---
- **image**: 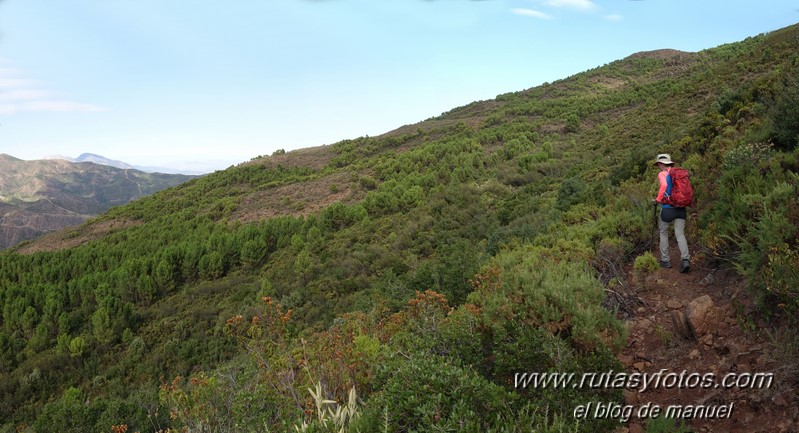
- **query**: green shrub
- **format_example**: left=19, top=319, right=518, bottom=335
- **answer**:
left=34, top=387, right=154, bottom=433
left=700, top=156, right=799, bottom=313
left=633, top=251, right=659, bottom=273
left=355, top=355, right=516, bottom=433
left=645, top=414, right=693, bottom=433
left=469, top=246, right=627, bottom=354
left=556, top=177, right=589, bottom=211
left=769, top=65, right=799, bottom=150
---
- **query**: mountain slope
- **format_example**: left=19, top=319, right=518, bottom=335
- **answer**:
left=1, top=24, right=798, bottom=433
left=0, top=154, right=196, bottom=249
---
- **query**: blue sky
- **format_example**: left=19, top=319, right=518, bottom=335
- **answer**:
left=1, top=1, right=797, bottom=172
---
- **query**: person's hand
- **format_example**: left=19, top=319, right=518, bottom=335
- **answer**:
left=651, top=199, right=659, bottom=205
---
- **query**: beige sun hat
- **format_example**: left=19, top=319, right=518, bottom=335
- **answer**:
left=653, top=153, right=675, bottom=165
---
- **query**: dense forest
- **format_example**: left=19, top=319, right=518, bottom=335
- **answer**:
left=1, top=23, right=798, bottom=432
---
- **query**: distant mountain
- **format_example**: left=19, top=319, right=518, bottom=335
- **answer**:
left=0, top=154, right=196, bottom=249
left=76, top=152, right=136, bottom=169
left=45, top=153, right=210, bottom=175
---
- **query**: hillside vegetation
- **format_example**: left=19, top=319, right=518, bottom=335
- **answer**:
left=1, top=24, right=799, bottom=432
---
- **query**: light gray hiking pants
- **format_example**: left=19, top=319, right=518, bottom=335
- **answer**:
left=659, top=209, right=690, bottom=263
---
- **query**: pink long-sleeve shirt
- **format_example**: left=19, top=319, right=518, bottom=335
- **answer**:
left=656, top=169, right=674, bottom=208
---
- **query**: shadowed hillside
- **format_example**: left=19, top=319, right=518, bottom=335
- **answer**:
left=1, top=23, right=798, bottom=433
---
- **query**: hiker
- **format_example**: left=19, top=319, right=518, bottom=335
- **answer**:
left=654, top=153, right=690, bottom=273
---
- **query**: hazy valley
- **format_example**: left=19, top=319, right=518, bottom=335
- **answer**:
left=0, top=154, right=195, bottom=250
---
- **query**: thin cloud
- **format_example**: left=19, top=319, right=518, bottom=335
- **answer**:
left=0, top=67, right=25, bottom=76
left=0, top=89, right=53, bottom=102
left=0, top=78, right=39, bottom=89
left=542, top=0, right=598, bottom=12
left=512, top=8, right=553, bottom=19
left=20, top=101, right=107, bottom=113
left=0, top=63, right=106, bottom=114
left=0, top=104, right=17, bottom=115
left=604, top=14, right=623, bottom=21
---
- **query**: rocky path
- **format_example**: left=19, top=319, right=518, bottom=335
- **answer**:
left=617, top=248, right=799, bottom=433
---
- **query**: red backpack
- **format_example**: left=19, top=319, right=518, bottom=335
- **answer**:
left=663, top=167, right=695, bottom=207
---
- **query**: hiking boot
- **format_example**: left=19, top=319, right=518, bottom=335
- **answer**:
left=660, top=261, right=672, bottom=269
left=680, top=259, right=690, bottom=273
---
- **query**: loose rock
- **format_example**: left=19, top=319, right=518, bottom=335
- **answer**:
left=685, top=295, right=722, bottom=338
left=618, top=354, right=634, bottom=367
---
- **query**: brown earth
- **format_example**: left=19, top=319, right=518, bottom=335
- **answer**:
left=245, top=146, right=337, bottom=171
left=12, top=218, right=142, bottom=254
left=625, top=49, right=694, bottom=61
left=614, top=243, right=799, bottom=433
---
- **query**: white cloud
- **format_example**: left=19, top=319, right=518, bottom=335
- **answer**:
left=512, top=8, right=553, bottom=20
left=542, top=0, right=598, bottom=12
left=604, top=14, right=623, bottom=22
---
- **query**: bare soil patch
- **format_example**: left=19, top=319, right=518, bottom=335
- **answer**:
left=231, top=171, right=366, bottom=223
left=246, top=145, right=337, bottom=171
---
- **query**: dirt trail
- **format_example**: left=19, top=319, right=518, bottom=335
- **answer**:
left=617, top=246, right=799, bottom=433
